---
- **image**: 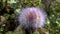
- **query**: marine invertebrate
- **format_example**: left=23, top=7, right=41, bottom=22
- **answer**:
left=18, top=7, right=47, bottom=34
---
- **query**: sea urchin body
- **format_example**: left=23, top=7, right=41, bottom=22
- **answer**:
left=18, top=7, right=47, bottom=30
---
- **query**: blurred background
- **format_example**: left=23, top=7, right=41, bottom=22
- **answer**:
left=0, top=0, right=60, bottom=34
